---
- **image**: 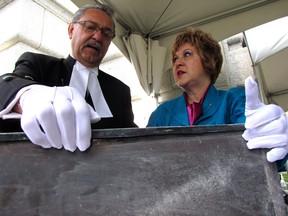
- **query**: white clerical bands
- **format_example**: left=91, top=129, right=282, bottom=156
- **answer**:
left=69, top=61, right=113, bottom=118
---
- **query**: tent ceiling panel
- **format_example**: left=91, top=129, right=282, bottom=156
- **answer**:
left=72, top=0, right=288, bottom=40
left=100, top=0, right=272, bottom=38
left=261, top=48, right=288, bottom=94
left=71, top=0, right=288, bottom=62
left=271, top=94, right=288, bottom=111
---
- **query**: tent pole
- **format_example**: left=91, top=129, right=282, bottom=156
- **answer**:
left=252, top=63, right=268, bottom=105
left=242, top=31, right=268, bottom=105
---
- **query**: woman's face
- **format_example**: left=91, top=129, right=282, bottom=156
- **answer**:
left=172, top=43, right=210, bottom=90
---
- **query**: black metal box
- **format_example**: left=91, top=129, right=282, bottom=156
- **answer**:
left=0, top=125, right=286, bottom=215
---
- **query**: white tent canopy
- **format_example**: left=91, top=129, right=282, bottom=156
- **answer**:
left=245, top=16, right=288, bottom=63
left=123, top=34, right=166, bottom=96
left=244, top=16, right=288, bottom=110
left=72, top=0, right=288, bottom=108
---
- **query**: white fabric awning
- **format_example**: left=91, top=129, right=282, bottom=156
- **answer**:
left=123, top=34, right=166, bottom=96
left=244, top=16, right=288, bottom=110
left=245, top=16, right=288, bottom=63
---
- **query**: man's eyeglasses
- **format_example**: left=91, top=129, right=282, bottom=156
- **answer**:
left=74, top=20, right=115, bottom=40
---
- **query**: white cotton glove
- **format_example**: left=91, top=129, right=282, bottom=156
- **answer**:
left=242, top=76, right=288, bottom=162
left=20, top=85, right=101, bottom=152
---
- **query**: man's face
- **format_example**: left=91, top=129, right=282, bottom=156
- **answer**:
left=68, top=8, right=114, bottom=68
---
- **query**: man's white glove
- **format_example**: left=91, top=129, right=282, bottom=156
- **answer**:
left=242, top=76, right=288, bottom=162
left=20, top=85, right=101, bottom=152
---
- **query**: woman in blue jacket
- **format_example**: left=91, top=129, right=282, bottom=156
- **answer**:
left=147, top=29, right=288, bottom=171
left=147, top=29, right=245, bottom=127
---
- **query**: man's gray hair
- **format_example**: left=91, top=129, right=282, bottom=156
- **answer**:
left=72, top=2, right=116, bottom=31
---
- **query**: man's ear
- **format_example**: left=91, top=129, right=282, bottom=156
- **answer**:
left=68, top=23, right=74, bottom=39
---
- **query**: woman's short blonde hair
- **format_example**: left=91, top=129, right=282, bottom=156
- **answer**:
left=171, top=29, right=223, bottom=84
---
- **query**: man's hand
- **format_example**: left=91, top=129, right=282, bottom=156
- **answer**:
left=242, top=76, right=288, bottom=162
left=20, top=85, right=101, bottom=152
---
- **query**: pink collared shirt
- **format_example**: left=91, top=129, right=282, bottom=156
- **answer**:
left=185, top=85, right=210, bottom=125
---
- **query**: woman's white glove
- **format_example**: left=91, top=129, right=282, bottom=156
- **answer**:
left=242, top=76, right=288, bottom=162
left=20, top=85, right=101, bottom=152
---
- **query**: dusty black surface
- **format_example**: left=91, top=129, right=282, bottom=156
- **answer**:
left=0, top=125, right=286, bottom=215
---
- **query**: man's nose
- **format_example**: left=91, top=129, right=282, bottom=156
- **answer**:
left=92, top=30, right=104, bottom=41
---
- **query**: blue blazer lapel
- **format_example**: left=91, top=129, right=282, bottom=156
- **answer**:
left=170, top=94, right=189, bottom=126
left=195, top=85, right=222, bottom=123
